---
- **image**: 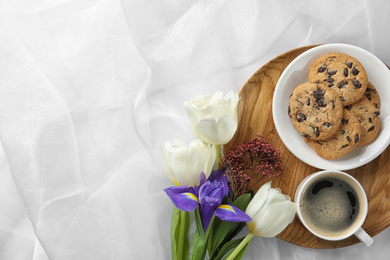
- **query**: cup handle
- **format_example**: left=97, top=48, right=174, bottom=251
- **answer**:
left=354, top=227, right=373, bottom=247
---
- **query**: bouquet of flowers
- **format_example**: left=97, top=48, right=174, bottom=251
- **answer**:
left=161, top=91, right=297, bottom=260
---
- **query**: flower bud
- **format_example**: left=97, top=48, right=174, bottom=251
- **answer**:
left=245, top=181, right=296, bottom=237
left=161, top=139, right=216, bottom=186
left=184, top=91, right=239, bottom=145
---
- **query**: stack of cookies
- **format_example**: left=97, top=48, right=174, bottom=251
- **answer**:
left=288, top=53, right=381, bottom=160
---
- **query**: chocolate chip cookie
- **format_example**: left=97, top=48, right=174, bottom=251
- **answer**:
left=288, top=82, right=343, bottom=140
left=308, top=53, right=368, bottom=106
left=304, top=109, right=361, bottom=160
left=347, top=96, right=381, bottom=145
left=364, top=81, right=381, bottom=109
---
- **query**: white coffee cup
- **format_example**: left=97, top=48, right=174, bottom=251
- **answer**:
left=294, top=170, right=373, bottom=247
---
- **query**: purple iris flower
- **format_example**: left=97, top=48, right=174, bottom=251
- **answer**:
left=164, top=170, right=251, bottom=231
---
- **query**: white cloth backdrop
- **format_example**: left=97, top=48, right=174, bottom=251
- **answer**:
left=0, top=0, right=390, bottom=259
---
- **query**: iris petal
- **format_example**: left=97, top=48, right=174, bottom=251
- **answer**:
left=199, top=195, right=219, bottom=232
left=215, top=204, right=251, bottom=222
left=207, top=170, right=229, bottom=197
left=164, top=186, right=199, bottom=212
left=199, top=172, right=207, bottom=186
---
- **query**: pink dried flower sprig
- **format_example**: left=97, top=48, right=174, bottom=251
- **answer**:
left=219, top=136, right=283, bottom=200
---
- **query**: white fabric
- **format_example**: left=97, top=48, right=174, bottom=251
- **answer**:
left=0, top=0, right=389, bottom=259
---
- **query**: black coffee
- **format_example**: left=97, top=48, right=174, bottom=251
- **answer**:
left=301, top=174, right=360, bottom=237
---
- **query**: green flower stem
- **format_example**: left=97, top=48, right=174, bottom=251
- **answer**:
left=177, top=210, right=188, bottom=260
left=226, top=232, right=254, bottom=260
left=215, top=145, right=222, bottom=166
left=191, top=208, right=207, bottom=260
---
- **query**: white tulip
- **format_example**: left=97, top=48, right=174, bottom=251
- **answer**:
left=246, top=181, right=296, bottom=237
left=184, top=91, right=239, bottom=145
left=161, top=139, right=216, bottom=186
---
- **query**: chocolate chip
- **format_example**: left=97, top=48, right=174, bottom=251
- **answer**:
left=346, top=136, right=351, bottom=142
left=368, top=125, right=375, bottom=132
left=375, top=111, right=380, bottom=116
left=314, top=127, right=319, bottom=137
left=342, top=119, right=349, bottom=125
left=326, top=78, right=335, bottom=83
left=344, top=105, right=351, bottom=110
left=318, top=64, right=327, bottom=73
left=341, top=96, right=345, bottom=101
left=331, top=100, right=335, bottom=108
left=341, top=129, right=345, bottom=135
left=346, top=61, right=353, bottom=68
left=323, top=122, right=332, bottom=127
left=327, top=69, right=337, bottom=75
left=344, top=68, right=348, bottom=77
left=306, top=98, right=310, bottom=106
left=352, top=67, right=360, bottom=75
left=369, top=117, right=372, bottom=123
left=289, top=93, right=293, bottom=98
left=353, top=80, right=362, bottom=88
left=302, top=133, right=309, bottom=138
left=288, top=105, right=291, bottom=116
left=358, top=106, right=365, bottom=110
left=340, top=144, right=350, bottom=150
left=317, top=98, right=327, bottom=107
left=355, top=134, right=360, bottom=144
left=313, top=88, right=324, bottom=99
left=297, top=113, right=306, bottom=122
left=328, top=83, right=334, bottom=87
left=338, top=82, right=348, bottom=89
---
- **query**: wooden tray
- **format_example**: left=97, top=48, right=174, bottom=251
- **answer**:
left=224, top=45, right=390, bottom=249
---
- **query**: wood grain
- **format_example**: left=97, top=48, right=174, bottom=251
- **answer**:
left=224, top=45, right=390, bottom=249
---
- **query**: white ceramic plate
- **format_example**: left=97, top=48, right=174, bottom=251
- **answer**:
left=273, top=44, right=390, bottom=170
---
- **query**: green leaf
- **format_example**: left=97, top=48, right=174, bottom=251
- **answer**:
left=171, top=207, right=180, bottom=260
left=226, top=239, right=251, bottom=260
left=170, top=207, right=190, bottom=260
left=212, top=237, right=244, bottom=260
left=181, top=211, right=190, bottom=260
left=190, top=208, right=207, bottom=260
left=225, top=232, right=254, bottom=260
left=208, top=193, right=253, bottom=259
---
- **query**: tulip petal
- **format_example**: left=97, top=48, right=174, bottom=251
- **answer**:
left=184, top=102, right=203, bottom=129
left=161, top=139, right=187, bottom=185
left=170, top=143, right=205, bottom=186
left=196, top=114, right=237, bottom=145
left=184, top=91, right=239, bottom=145
left=210, top=91, right=224, bottom=104
left=204, top=144, right=217, bottom=178
left=225, top=91, right=240, bottom=117
left=245, top=181, right=272, bottom=218
left=215, top=204, right=252, bottom=222
left=164, top=186, right=199, bottom=212
left=251, top=192, right=288, bottom=226
left=250, top=200, right=296, bottom=237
